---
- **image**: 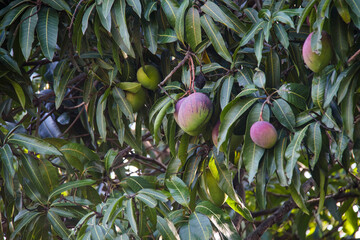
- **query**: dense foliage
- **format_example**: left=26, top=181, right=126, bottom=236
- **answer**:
left=0, top=0, right=360, bottom=239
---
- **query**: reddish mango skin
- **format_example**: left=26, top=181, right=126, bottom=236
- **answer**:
left=174, top=98, right=185, bottom=124
left=250, top=121, right=277, bottom=149
left=212, top=121, right=220, bottom=147
left=177, top=93, right=213, bottom=136
left=302, top=31, right=333, bottom=73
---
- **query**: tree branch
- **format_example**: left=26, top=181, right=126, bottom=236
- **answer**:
left=245, top=178, right=315, bottom=240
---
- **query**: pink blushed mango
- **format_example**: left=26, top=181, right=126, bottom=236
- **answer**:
left=250, top=121, right=277, bottom=149
left=176, top=92, right=213, bottom=136
left=302, top=31, right=333, bottom=73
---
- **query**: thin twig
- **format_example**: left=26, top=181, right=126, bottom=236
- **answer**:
left=158, top=52, right=191, bottom=87
left=347, top=49, right=360, bottom=63
left=67, top=0, right=85, bottom=38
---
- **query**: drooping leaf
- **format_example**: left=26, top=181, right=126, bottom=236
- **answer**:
left=42, top=0, right=71, bottom=12
left=311, top=74, right=326, bottom=109
left=112, top=87, right=134, bottom=122
left=306, top=122, right=322, bottom=168
left=285, top=125, right=309, bottom=183
left=36, top=7, right=59, bottom=60
left=195, top=201, right=240, bottom=240
left=174, top=0, right=188, bottom=44
left=188, top=212, right=212, bottom=239
left=160, top=0, right=179, bottom=28
left=218, top=98, right=258, bottom=149
left=200, top=14, right=232, bottom=63
left=156, top=216, right=181, bottom=240
left=8, top=134, right=62, bottom=156
left=19, top=7, right=38, bottom=61
left=165, top=175, right=190, bottom=208
left=0, top=144, right=15, bottom=177
left=185, top=7, right=201, bottom=50
left=54, top=69, right=75, bottom=109
left=82, top=3, right=96, bottom=34
left=271, top=99, right=296, bottom=132
left=47, top=209, right=72, bottom=239
left=48, top=179, right=96, bottom=200
left=220, top=75, right=234, bottom=109
left=278, top=83, right=309, bottom=110
left=96, top=93, right=108, bottom=142
left=265, top=48, right=281, bottom=88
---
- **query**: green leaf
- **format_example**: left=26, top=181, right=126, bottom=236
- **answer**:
left=271, top=99, right=296, bottom=132
left=9, top=80, right=26, bottom=109
left=126, top=199, right=138, bottom=234
left=334, top=0, right=351, bottom=24
left=236, top=84, right=258, bottom=98
left=343, top=204, right=358, bottom=235
left=323, top=70, right=339, bottom=108
left=188, top=212, right=212, bottom=239
left=96, top=3, right=111, bottom=32
left=20, top=154, right=49, bottom=197
left=0, top=144, right=15, bottom=177
left=42, top=0, right=71, bottom=13
left=256, top=157, right=267, bottom=209
left=0, top=4, right=30, bottom=29
left=265, top=48, right=281, bottom=88
left=8, top=133, right=62, bottom=156
left=0, top=53, right=22, bottom=75
left=37, top=7, right=59, bottom=60
left=112, top=87, right=134, bottom=122
left=321, top=107, right=341, bottom=131
left=201, top=1, right=234, bottom=31
left=126, top=0, right=141, bottom=17
left=103, top=196, right=125, bottom=225
left=82, top=3, right=95, bottom=34
left=242, top=103, right=269, bottom=183
left=138, top=189, right=168, bottom=202
left=216, top=164, right=253, bottom=221
left=341, top=79, right=355, bottom=141
left=296, top=0, right=317, bottom=32
left=124, top=176, right=152, bottom=192
left=96, top=93, right=108, bottom=142
left=274, top=24, right=289, bottom=49
left=285, top=125, right=309, bottom=184
left=195, top=201, right=240, bottom=240
left=306, top=122, right=322, bottom=168
left=144, top=0, right=157, bottom=21
left=136, top=193, right=157, bottom=208
left=156, top=216, right=181, bottom=240
left=160, top=0, right=179, bottom=28
left=185, top=7, right=201, bottom=50
left=295, top=108, right=321, bottom=127
left=91, top=225, right=105, bottom=240
left=165, top=175, right=190, bottom=208
left=345, top=0, right=360, bottom=17
left=60, top=142, right=100, bottom=163
left=102, top=0, right=115, bottom=18
left=239, top=21, right=265, bottom=47
left=253, top=69, right=266, bottom=89
left=10, top=212, right=42, bottom=240
left=220, top=75, right=234, bottom=109
left=48, top=179, right=96, bottom=200
left=54, top=69, right=75, bottom=109
left=200, top=14, right=232, bottom=63
left=273, top=11, right=294, bottom=28
left=154, top=100, right=173, bottom=143
left=111, top=12, right=135, bottom=58
left=175, top=0, right=188, bottom=44
left=183, top=154, right=202, bottom=187
left=254, top=29, right=265, bottom=66
left=143, top=16, right=158, bottom=55
left=311, top=74, right=326, bottom=109
left=178, top=133, right=190, bottom=166
left=219, top=5, right=248, bottom=36
left=158, top=28, right=177, bottom=44
left=274, top=134, right=288, bottom=186
left=218, top=98, right=258, bottom=149
left=330, top=9, right=349, bottom=63
left=104, top=148, right=118, bottom=172
left=19, top=7, right=38, bottom=61
left=289, top=168, right=309, bottom=214
left=47, top=209, right=72, bottom=239
left=335, top=131, right=349, bottom=164
left=244, top=8, right=259, bottom=23
left=278, top=83, right=309, bottom=110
